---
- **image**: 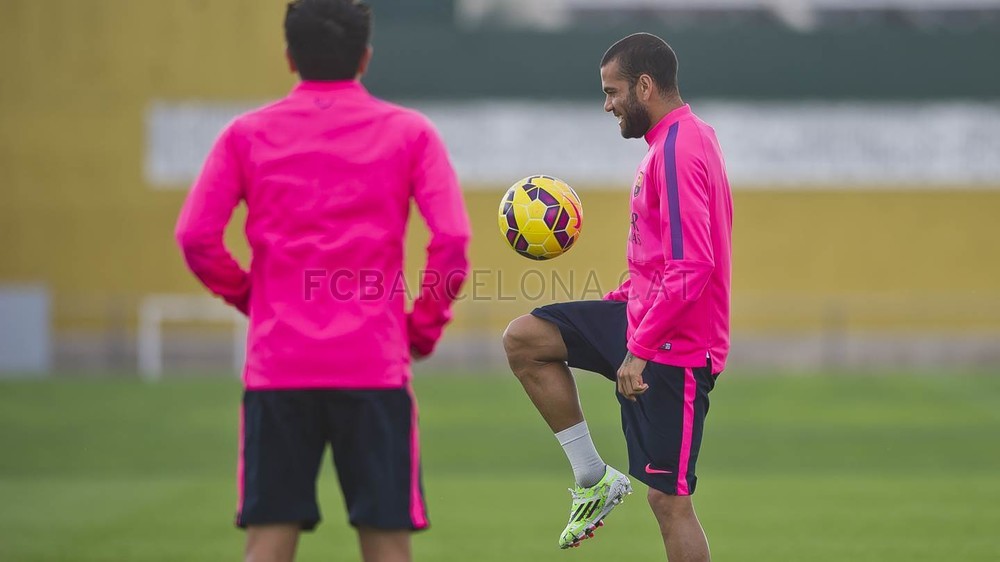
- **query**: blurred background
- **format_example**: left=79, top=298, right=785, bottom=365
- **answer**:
left=2, top=2, right=1000, bottom=561
left=3, top=0, right=1000, bottom=378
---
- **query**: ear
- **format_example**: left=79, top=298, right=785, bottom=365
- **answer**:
left=637, top=74, right=655, bottom=101
left=285, top=48, right=297, bottom=74
left=356, top=45, right=373, bottom=78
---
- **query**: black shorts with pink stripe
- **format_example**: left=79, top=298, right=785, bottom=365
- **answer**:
left=532, top=300, right=717, bottom=496
left=236, top=387, right=428, bottom=531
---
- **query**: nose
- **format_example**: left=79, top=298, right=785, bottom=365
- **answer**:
left=604, top=96, right=613, bottom=113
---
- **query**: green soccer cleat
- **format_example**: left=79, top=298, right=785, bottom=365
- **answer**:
left=558, top=465, right=633, bottom=549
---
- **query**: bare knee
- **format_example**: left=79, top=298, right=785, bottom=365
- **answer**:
left=502, top=315, right=533, bottom=357
left=357, top=527, right=411, bottom=562
left=245, top=524, right=299, bottom=562
left=502, top=314, right=565, bottom=375
left=503, top=315, right=537, bottom=374
left=647, top=488, right=695, bottom=529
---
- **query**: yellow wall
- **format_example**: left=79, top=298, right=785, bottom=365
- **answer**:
left=2, top=1, right=999, bottom=335
left=1, top=0, right=294, bottom=329
left=446, top=189, right=1000, bottom=334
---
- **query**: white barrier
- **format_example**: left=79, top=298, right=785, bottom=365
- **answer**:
left=146, top=100, right=1000, bottom=189
left=137, top=294, right=246, bottom=381
left=457, top=0, right=1000, bottom=30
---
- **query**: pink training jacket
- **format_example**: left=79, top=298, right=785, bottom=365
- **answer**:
left=176, top=80, right=471, bottom=390
left=604, top=105, right=732, bottom=373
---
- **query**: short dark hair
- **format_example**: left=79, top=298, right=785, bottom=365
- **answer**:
left=600, top=33, right=678, bottom=95
left=284, top=0, right=372, bottom=81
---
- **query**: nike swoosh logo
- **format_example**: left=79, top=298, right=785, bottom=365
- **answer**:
left=645, top=463, right=673, bottom=475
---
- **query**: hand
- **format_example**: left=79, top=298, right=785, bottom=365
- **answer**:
left=616, top=352, right=649, bottom=402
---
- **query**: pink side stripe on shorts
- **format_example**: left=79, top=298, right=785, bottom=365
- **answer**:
left=407, top=384, right=428, bottom=528
left=675, top=368, right=697, bottom=496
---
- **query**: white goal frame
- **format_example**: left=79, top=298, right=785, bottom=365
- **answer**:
left=138, top=294, right=246, bottom=381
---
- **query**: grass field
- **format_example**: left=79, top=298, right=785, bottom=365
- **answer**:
left=1, top=371, right=999, bottom=561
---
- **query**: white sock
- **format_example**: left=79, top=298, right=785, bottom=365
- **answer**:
left=555, top=421, right=607, bottom=488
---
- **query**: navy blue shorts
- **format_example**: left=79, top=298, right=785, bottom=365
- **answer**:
left=236, top=388, right=428, bottom=531
left=532, top=300, right=716, bottom=496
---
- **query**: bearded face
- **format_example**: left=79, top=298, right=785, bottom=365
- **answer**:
left=602, top=61, right=655, bottom=139
left=617, top=85, right=652, bottom=139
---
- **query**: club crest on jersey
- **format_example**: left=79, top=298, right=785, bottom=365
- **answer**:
left=633, top=171, right=644, bottom=197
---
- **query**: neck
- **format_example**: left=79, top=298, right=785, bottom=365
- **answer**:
left=299, top=77, right=360, bottom=83
left=646, top=94, right=685, bottom=129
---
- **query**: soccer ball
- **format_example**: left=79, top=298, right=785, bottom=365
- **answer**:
left=498, top=175, right=583, bottom=260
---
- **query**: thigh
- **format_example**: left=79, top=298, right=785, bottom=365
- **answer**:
left=531, top=300, right=628, bottom=380
left=237, top=390, right=327, bottom=530
left=325, top=387, right=428, bottom=531
left=618, top=363, right=715, bottom=496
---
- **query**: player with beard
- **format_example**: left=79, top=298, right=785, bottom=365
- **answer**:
left=503, top=33, right=733, bottom=561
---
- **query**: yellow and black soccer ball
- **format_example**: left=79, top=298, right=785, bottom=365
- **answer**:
left=498, top=175, right=583, bottom=260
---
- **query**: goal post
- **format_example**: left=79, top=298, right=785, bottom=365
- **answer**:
left=138, top=294, right=246, bottom=381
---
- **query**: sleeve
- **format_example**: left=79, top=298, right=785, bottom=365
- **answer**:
left=603, top=278, right=631, bottom=302
left=627, top=143, right=715, bottom=360
left=407, top=118, right=472, bottom=356
left=174, top=124, right=251, bottom=315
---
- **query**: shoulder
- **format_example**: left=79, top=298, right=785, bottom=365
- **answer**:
left=675, top=116, right=714, bottom=149
left=226, top=98, right=290, bottom=138
left=661, top=116, right=721, bottom=171
left=335, top=92, right=427, bottom=125
left=380, top=101, right=440, bottom=134
left=682, top=113, right=722, bottom=149
left=646, top=118, right=703, bottom=166
left=646, top=118, right=713, bottom=189
left=384, top=104, right=450, bottom=155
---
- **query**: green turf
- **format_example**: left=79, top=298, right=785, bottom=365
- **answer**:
left=1, top=372, right=999, bottom=561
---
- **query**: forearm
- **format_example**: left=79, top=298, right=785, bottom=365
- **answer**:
left=178, top=237, right=251, bottom=313
left=408, top=232, right=470, bottom=355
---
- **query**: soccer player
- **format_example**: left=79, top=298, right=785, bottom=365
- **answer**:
left=503, top=33, right=732, bottom=560
left=175, top=1, right=471, bottom=561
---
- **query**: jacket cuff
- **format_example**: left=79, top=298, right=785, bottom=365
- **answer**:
left=225, top=286, right=251, bottom=316
left=626, top=338, right=659, bottom=361
left=603, top=290, right=628, bottom=302
left=407, top=312, right=444, bottom=356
